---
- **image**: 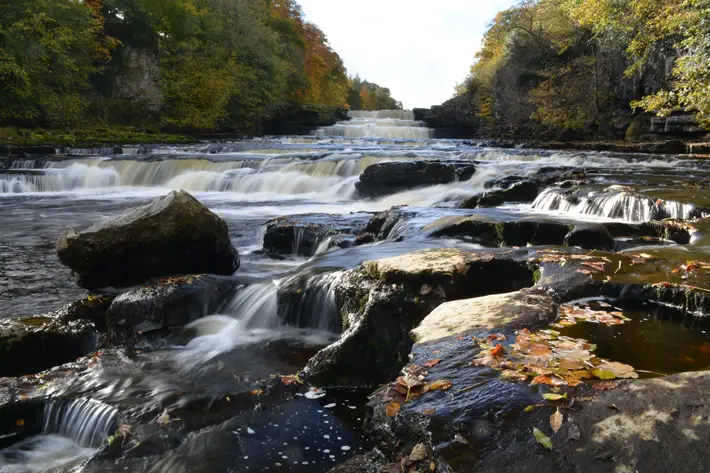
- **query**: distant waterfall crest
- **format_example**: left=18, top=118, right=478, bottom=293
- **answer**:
left=315, top=109, right=434, bottom=139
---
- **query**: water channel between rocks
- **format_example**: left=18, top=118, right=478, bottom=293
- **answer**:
left=2, top=110, right=710, bottom=472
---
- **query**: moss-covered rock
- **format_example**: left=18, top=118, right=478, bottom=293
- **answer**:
left=57, top=191, right=240, bottom=289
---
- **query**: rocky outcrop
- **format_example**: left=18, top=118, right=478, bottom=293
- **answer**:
left=460, top=181, right=541, bottom=209
left=301, top=249, right=538, bottom=387
left=262, top=213, right=370, bottom=256
left=106, top=274, right=240, bottom=344
left=0, top=313, right=99, bottom=377
left=263, top=103, right=349, bottom=136
left=355, top=161, right=475, bottom=198
left=57, top=191, right=240, bottom=289
left=417, top=93, right=480, bottom=139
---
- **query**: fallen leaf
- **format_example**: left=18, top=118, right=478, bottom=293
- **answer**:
left=542, top=393, right=568, bottom=401
left=430, top=460, right=436, bottom=471
left=386, top=402, right=401, bottom=417
left=423, top=359, right=441, bottom=368
left=533, top=427, right=553, bottom=450
left=422, top=408, right=436, bottom=416
left=596, top=361, right=638, bottom=379
left=592, top=369, right=616, bottom=380
left=490, top=344, right=505, bottom=357
left=550, top=408, right=563, bottom=433
left=608, top=404, right=620, bottom=411
left=592, top=381, right=618, bottom=391
left=409, top=443, right=428, bottom=462
left=251, top=390, right=263, bottom=396
left=423, top=379, right=453, bottom=392
left=524, top=405, right=535, bottom=413
left=15, top=419, right=24, bottom=427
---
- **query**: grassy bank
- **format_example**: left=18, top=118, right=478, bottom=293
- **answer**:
left=0, top=127, right=197, bottom=147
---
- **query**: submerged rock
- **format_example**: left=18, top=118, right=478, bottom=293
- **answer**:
left=106, top=274, right=240, bottom=344
left=355, top=161, right=475, bottom=198
left=57, top=191, right=240, bottom=289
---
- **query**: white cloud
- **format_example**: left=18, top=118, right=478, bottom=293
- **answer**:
left=297, top=0, right=517, bottom=109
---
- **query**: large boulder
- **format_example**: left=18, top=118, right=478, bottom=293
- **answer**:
left=355, top=161, right=475, bottom=198
left=57, top=191, right=240, bottom=289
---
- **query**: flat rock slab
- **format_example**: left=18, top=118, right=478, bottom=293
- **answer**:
left=57, top=190, right=240, bottom=289
left=412, top=290, right=558, bottom=344
left=473, top=371, right=710, bottom=473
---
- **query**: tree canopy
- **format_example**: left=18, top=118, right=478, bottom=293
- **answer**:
left=0, top=0, right=403, bottom=133
left=458, top=0, right=710, bottom=137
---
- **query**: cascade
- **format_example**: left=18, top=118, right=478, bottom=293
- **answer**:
left=532, top=188, right=703, bottom=222
left=0, top=154, right=389, bottom=195
left=315, top=110, right=435, bottom=139
left=42, top=398, right=119, bottom=448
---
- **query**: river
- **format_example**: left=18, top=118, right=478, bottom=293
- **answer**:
left=2, top=111, right=710, bottom=472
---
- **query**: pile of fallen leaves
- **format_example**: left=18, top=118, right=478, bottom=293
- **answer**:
left=378, top=362, right=453, bottom=417
left=472, top=327, right=638, bottom=387
left=552, top=300, right=628, bottom=328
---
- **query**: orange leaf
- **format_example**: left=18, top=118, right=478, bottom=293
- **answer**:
left=423, top=380, right=453, bottom=392
left=490, top=344, right=505, bottom=357
left=423, top=359, right=441, bottom=368
left=386, top=402, right=401, bottom=417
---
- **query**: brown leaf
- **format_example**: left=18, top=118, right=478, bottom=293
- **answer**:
left=409, top=443, right=428, bottom=462
left=422, top=408, right=436, bottom=416
left=386, top=402, right=401, bottom=417
left=422, top=379, right=453, bottom=392
left=423, top=359, right=441, bottom=368
left=592, top=381, right=619, bottom=391
left=550, top=408, right=563, bottom=433
left=596, top=361, right=638, bottom=379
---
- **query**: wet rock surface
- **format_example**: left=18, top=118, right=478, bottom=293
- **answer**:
left=106, top=274, right=241, bottom=344
left=356, top=161, right=476, bottom=198
left=263, top=213, right=371, bottom=256
left=56, top=190, right=240, bottom=289
left=0, top=311, right=99, bottom=377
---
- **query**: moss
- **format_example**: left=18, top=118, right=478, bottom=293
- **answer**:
left=362, top=262, right=382, bottom=281
left=0, top=126, right=196, bottom=147
left=494, top=222, right=506, bottom=246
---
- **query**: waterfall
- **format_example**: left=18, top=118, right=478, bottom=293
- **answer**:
left=0, top=155, right=388, bottom=195
left=42, top=398, right=119, bottom=448
left=315, top=109, right=434, bottom=139
left=531, top=187, right=702, bottom=222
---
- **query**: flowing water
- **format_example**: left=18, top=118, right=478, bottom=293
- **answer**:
left=3, top=111, right=710, bottom=471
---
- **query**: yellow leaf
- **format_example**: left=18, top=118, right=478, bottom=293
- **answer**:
left=542, top=393, right=567, bottom=401
left=524, top=405, right=535, bottom=413
left=533, top=427, right=553, bottom=449
left=15, top=419, right=24, bottom=427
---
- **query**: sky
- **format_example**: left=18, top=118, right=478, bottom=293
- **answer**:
left=298, top=0, right=518, bottom=109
